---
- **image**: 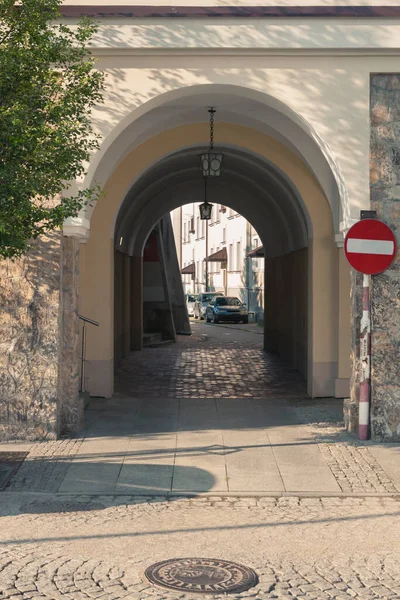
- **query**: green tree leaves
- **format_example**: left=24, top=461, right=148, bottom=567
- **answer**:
left=0, top=0, right=105, bottom=257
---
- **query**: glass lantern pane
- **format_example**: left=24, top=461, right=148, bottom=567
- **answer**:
left=200, top=154, right=210, bottom=176
left=210, top=157, right=221, bottom=175
left=200, top=151, right=223, bottom=176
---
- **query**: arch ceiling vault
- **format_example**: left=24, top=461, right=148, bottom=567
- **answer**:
left=115, top=147, right=309, bottom=258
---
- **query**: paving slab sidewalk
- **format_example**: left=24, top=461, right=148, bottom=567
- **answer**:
left=2, top=395, right=400, bottom=496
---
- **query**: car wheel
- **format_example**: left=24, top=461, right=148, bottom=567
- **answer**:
left=242, top=317, right=248, bottom=324
left=206, top=314, right=211, bottom=323
left=213, top=314, right=219, bottom=324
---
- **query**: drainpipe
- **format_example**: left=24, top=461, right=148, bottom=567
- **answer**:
left=205, top=208, right=209, bottom=292
left=246, top=221, right=251, bottom=309
left=179, top=205, right=182, bottom=270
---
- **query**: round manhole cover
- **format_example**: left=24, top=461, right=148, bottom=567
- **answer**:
left=145, top=557, right=258, bottom=594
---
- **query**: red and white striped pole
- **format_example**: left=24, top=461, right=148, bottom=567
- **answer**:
left=359, top=273, right=371, bottom=440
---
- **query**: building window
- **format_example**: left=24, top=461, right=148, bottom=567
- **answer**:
left=222, top=227, right=226, bottom=243
left=201, top=218, right=205, bottom=238
left=236, top=241, right=241, bottom=272
left=196, top=216, right=200, bottom=238
left=210, top=204, right=220, bottom=224
left=253, top=237, right=258, bottom=248
left=229, top=243, right=233, bottom=271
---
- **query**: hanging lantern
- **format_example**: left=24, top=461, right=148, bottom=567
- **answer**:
left=199, top=177, right=213, bottom=221
left=199, top=200, right=213, bottom=220
left=201, top=152, right=223, bottom=177
left=200, top=108, right=223, bottom=177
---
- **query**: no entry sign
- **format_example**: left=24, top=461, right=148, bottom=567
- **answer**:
left=344, top=219, right=397, bottom=275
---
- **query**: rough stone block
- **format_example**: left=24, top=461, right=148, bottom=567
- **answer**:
left=0, top=234, right=61, bottom=440
left=369, top=73, right=400, bottom=440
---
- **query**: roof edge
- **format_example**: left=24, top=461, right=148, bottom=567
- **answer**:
left=60, top=6, right=400, bottom=18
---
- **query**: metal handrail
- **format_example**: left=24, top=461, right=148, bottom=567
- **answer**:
left=79, top=314, right=99, bottom=327
left=78, top=315, right=99, bottom=392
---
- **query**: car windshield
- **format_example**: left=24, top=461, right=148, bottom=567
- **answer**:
left=202, top=293, right=221, bottom=303
left=216, top=297, right=242, bottom=306
left=187, top=295, right=196, bottom=303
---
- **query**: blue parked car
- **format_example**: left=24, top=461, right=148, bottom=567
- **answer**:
left=194, top=291, right=223, bottom=320
left=205, top=296, right=248, bottom=324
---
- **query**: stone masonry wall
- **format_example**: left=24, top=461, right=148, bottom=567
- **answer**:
left=0, top=234, right=81, bottom=441
left=0, top=233, right=61, bottom=440
left=58, top=236, right=82, bottom=435
left=370, top=74, right=400, bottom=441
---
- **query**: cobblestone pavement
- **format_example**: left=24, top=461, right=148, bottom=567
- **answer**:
left=290, top=399, right=399, bottom=494
left=6, top=438, right=84, bottom=493
left=2, top=545, right=400, bottom=600
left=114, top=334, right=305, bottom=399
left=1, top=496, right=400, bottom=599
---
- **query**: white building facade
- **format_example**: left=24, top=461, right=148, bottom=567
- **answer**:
left=172, top=204, right=265, bottom=319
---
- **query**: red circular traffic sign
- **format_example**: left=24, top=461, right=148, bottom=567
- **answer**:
left=344, top=219, right=397, bottom=275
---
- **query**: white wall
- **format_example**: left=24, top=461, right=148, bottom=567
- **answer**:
left=62, top=8, right=400, bottom=244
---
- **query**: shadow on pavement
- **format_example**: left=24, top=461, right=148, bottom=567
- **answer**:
left=2, top=463, right=216, bottom=516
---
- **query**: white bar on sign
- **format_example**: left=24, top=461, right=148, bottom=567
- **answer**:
left=347, top=238, right=394, bottom=255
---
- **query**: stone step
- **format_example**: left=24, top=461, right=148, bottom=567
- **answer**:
left=79, top=390, right=91, bottom=408
left=143, top=332, right=177, bottom=348
left=143, top=332, right=163, bottom=346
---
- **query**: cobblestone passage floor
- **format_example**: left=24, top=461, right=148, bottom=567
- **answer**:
left=114, top=328, right=305, bottom=400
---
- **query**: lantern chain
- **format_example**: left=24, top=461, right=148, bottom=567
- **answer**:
left=209, top=107, right=215, bottom=150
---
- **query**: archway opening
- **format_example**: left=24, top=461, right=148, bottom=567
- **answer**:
left=112, top=144, right=310, bottom=397
left=79, top=117, right=343, bottom=405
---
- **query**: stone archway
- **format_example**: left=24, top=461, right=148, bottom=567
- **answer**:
left=77, top=120, right=346, bottom=406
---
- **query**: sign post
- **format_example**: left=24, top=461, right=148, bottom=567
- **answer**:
left=359, top=274, right=371, bottom=440
left=344, top=217, right=396, bottom=440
